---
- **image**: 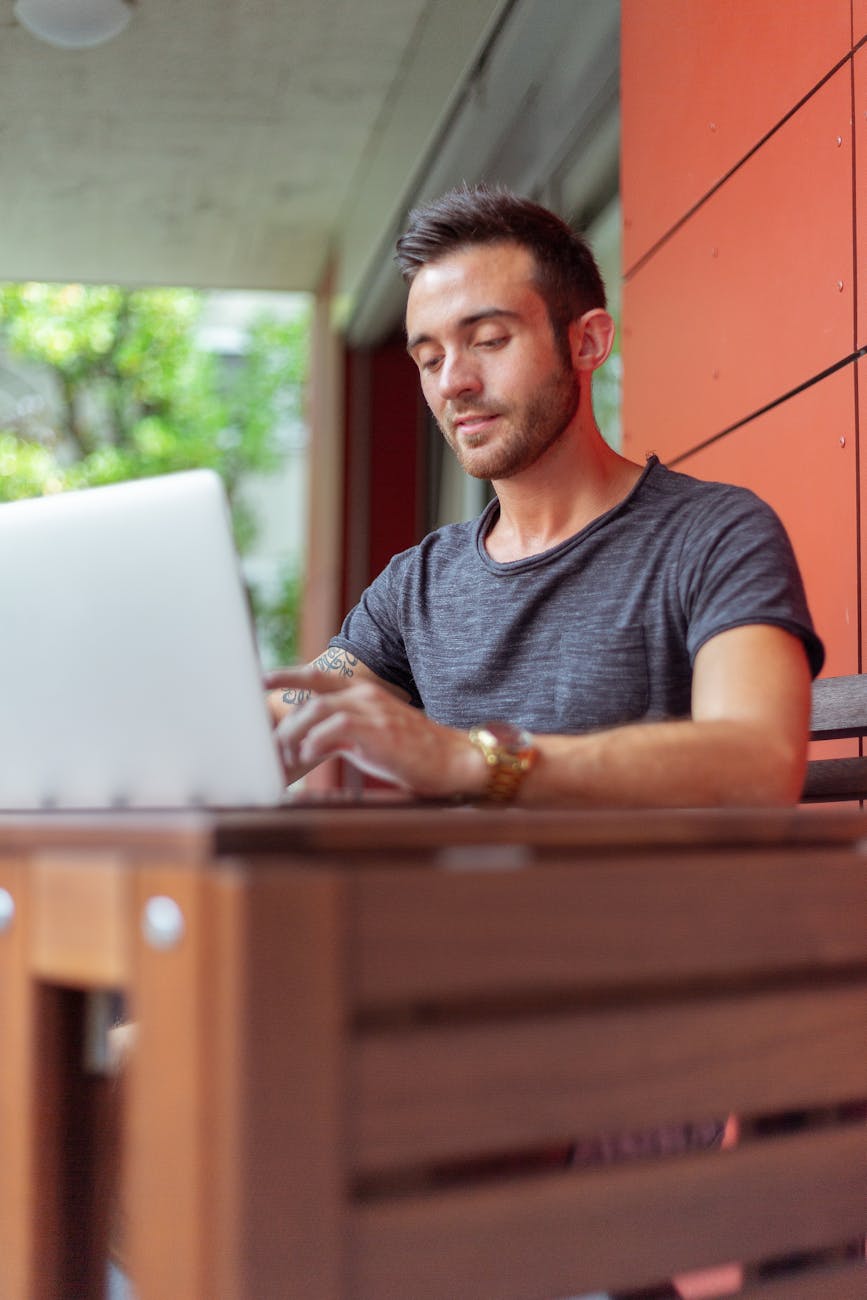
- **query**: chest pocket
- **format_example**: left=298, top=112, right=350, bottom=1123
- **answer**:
left=554, top=624, right=650, bottom=731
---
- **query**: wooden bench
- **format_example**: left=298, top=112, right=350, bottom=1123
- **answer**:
left=803, top=673, right=867, bottom=802
left=1, top=810, right=866, bottom=1298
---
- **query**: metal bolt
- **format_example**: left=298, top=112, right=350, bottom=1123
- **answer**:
left=836, top=135, right=843, bottom=147
left=837, top=280, right=845, bottom=292
left=709, top=122, right=717, bottom=132
left=142, top=895, right=185, bottom=950
left=0, top=888, right=14, bottom=933
left=840, top=436, right=847, bottom=448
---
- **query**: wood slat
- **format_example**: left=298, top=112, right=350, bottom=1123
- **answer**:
left=233, top=866, right=346, bottom=1300
left=810, top=675, right=867, bottom=739
left=349, top=1125, right=867, bottom=1300
left=0, top=859, right=36, bottom=1300
left=738, top=1258, right=867, bottom=1298
left=213, top=804, right=867, bottom=855
left=126, top=864, right=210, bottom=1300
left=803, top=756, right=867, bottom=801
left=351, top=983, right=867, bottom=1171
left=350, top=850, right=867, bottom=1005
left=30, top=853, right=130, bottom=988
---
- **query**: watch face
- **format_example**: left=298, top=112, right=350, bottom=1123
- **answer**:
left=478, top=721, right=533, bottom=753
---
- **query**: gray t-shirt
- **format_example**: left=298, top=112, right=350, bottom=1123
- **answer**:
left=330, top=457, right=824, bottom=733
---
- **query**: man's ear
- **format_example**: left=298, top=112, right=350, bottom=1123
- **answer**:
left=569, top=309, right=616, bottom=372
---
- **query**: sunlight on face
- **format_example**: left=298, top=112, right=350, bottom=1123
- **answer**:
left=406, top=243, right=580, bottom=481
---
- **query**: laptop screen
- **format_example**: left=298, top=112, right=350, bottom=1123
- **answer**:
left=0, top=470, right=287, bottom=808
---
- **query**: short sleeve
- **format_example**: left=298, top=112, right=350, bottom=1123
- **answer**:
left=679, top=488, right=824, bottom=677
left=328, top=554, right=423, bottom=706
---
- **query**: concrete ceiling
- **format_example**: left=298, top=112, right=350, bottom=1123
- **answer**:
left=0, top=0, right=619, bottom=341
left=0, top=0, right=510, bottom=291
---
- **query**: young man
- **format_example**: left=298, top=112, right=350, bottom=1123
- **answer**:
left=268, top=184, right=823, bottom=806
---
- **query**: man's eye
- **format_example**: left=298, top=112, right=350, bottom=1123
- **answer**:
left=420, top=355, right=443, bottom=372
left=476, top=335, right=508, bottom=350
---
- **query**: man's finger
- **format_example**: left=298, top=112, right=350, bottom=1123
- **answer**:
left=264, top=666, right=351, bottom=695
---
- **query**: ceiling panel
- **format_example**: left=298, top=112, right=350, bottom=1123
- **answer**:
left=0, top=0, right=507, bottom=290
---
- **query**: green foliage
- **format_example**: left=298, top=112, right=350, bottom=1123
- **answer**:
left=249, top=568, right=302, bottom=667
left=0, top=281, right=309, bottom=655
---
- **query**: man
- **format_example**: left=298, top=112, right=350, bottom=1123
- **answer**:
left=268, top=184, right=823, bottom=806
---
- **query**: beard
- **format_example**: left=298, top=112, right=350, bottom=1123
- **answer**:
left=439, top=362, right=580, bottom=482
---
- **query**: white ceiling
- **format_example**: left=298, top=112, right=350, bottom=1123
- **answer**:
left=0, top=0, right=509, bottom=292
left=0, top=0, right=619, bottom=342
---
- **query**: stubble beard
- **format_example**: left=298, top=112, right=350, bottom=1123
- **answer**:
left=440, top=364, right=581, bottom=482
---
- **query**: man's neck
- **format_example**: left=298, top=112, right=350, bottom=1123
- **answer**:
left=485, top=428, right=643, bottom=563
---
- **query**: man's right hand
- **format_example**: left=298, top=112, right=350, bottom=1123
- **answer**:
left=264, top=648, right=411, bottom=784
left=266, top=662, right=487, bottom=797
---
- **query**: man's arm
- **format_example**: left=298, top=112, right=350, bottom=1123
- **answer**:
left=522, top=624, right=811, bottom=807
left=271, top=624, right=812, bottom=806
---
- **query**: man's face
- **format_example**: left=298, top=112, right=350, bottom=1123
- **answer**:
left=405, top=242, right=580, bottom=481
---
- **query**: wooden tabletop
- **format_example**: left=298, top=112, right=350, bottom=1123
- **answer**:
left=0, top=799, right=865, bottom=859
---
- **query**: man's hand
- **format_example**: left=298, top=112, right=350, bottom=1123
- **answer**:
left=265, top=665, right=486, bottom=797
left=265, top=647, right=362, bottom=728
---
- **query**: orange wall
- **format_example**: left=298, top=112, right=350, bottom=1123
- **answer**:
left=621, top=1, right=866, bottom=680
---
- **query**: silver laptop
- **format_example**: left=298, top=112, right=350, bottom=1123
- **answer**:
left=0, top=469, right=287, bottom=808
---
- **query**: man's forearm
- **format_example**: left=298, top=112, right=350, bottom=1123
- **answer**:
left=518, top=717, right=807, bottom=809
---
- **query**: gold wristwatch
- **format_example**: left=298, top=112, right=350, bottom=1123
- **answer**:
left=467, top=721, right=538, bottom=803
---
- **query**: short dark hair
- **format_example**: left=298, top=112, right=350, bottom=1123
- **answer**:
left=395, top=183, right=606, bottom=344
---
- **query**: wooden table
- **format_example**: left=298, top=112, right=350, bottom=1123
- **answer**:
left=1, top=804, right=867, bottom=1299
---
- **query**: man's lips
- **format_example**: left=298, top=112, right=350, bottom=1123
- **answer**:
left=452, top=412, right=499, bottom=436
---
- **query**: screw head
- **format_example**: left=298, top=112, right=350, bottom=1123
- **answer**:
left=840, top=436, right=847, bottom=448
left=142, top=895, right=185, bottom=950
left=0, top=888, right=14, bottom=933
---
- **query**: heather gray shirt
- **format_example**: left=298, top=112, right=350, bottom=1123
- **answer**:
left=330, top=457, right=824, bottom=733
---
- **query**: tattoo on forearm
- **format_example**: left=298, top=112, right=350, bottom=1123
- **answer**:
left=281, top=649, right=359, bottom=707
left=312, top=648, right=358, bottom=679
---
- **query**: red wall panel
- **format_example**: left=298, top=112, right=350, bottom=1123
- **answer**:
left=621, top=0, right=852, bottom=269
left=855, top=0, right=867, bottom=45
left=857, top=45, right=867, bottom=349
left=367, top=344, right=423, bottom=582
left=676, top=365, right=859, bottom=679
left=622, top=66, right=854, bottom=465
left=341, top=343, right=423, bottom=613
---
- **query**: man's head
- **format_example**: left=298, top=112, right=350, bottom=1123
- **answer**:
left=395, top=183, right=606, bottom=355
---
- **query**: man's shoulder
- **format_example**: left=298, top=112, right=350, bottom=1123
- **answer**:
left=642, top=459, right=776, bottom=526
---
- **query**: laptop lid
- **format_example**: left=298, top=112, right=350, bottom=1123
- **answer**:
left=0, top=469, right=287, bottom=809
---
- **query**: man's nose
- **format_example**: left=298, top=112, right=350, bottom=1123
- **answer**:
left=437, top=351, right=482, bottom=400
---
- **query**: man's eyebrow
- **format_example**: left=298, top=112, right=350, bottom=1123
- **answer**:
left=406, top=308, right=520, bottom=355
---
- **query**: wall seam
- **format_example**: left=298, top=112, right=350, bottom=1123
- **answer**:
left=625, top=41, right=867, bottom=281
left=850, top=17, right=863, bottom=680
left=669, top=348, right=867, bottom=467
